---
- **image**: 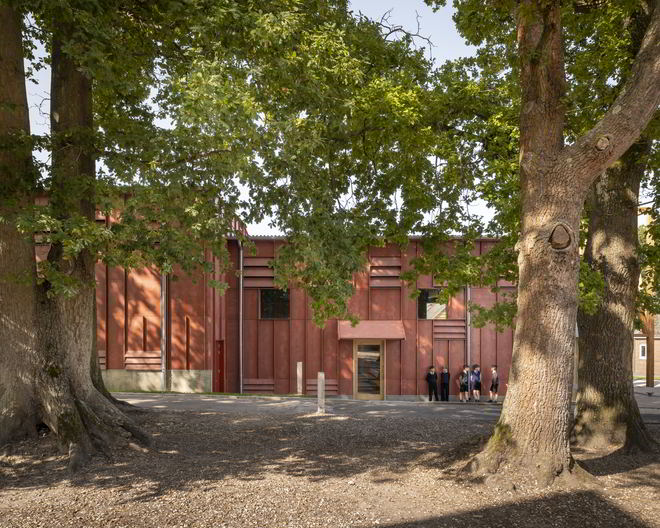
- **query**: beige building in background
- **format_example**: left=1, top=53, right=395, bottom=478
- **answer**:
left=636, top=210, right=658, bottom=378
left=633, top=314, right=659, bottom=378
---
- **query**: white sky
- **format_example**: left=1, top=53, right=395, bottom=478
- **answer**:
left=349, top=0, right=473, bottom=61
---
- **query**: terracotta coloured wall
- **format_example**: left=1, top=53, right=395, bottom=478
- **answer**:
left=169, top=268, right=207, bottom=371
left=97, top=238, right=514, bottom=397
left=224, top=242, right=240, bottom=392
left=98, top=265, right=163, bottom=371
left=96, top=262, right=214, bottom=377
left=229, top=239, right=512, bottom=397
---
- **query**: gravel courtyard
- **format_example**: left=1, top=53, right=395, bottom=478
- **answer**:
left=1, top=394, right=659, bottom=528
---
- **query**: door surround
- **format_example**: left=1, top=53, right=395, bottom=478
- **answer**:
left=353, top=339, right=385, bottom=400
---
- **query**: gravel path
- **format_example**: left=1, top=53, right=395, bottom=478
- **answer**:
left=114, top=391, right=660, bottom=423
left=1, top=395, right=659, bottom=528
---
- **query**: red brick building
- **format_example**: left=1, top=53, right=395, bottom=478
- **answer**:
left=97, top=237, right=514, bottom=399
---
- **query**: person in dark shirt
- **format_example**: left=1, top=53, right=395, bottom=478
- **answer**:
left=426, top=366, right=439, bottom=402
left=457, top=365, right=470, bottom=402
left=471, top=364, right=481, bottom=402
left=440, top=367, right=450, bottom=401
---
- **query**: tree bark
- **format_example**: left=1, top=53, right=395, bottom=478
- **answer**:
left=34, top=20, right=148, bottom=469
left=470, top=0, right=660, bottom=486
left=1, top=8, right=146, bottom=466
left=574, top=140, right=657, bottom=452
left=0, top=5, right=41, bottom=447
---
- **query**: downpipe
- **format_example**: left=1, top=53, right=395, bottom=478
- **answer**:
left=239, top=240, right=244, bottom=394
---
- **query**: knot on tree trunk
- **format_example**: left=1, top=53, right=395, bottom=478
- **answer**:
left=550, top=223, right=572, bottom=250
left=595, top=135, right=611, bottom=151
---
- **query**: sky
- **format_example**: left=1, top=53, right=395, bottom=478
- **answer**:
left=24, top=2, right=480, bottom=235
left=348, top=0, right=473, bottom=62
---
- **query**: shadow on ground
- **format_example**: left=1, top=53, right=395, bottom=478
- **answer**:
left=0, top=404, right=487, bottom=499
left=373, top=491, right=653, bottom=528
left=577, top=442, right=660, bottom=492
left=1, top=401, right=658, bottom=508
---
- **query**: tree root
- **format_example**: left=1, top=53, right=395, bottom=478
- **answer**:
left=466, top=450, right=600, bottom=489
left=1, top=386, right=152, bottom=473
left=67, top=441, right=89, bottom=473
left=462, top=424, right=601, bottom=489
left=622, top=422, right=659, bottom=455
left=572, top=413, right=659, bottom=455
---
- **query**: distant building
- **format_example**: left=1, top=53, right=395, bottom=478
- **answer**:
left=636, top=209, right=659, bottom=378
left=96, top=237, right=515, bottom=399
left=633, top=314, right=659, bottom=378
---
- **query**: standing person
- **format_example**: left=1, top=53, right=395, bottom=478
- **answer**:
left=426, top=366, right=439, bottom=402
left=457, top=365, right=470, bottom=402
left=472, top=364, right=481, bottom=402
left=489, top=365, right=499, bottom=403
left=466, top=365, right=472, bottom=401
left=440, top=367, right=450, bottom=401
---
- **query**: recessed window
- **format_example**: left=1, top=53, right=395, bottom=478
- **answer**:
left=418, top=289, right=448, bottom=320
left=260, top=289, right=289, bottom=319
left=640, top=344, right=647, bottom=360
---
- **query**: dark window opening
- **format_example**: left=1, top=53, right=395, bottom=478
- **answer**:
left=418, top=289, right=448, bottom=320
left=260, top=289, right=290, bottom=319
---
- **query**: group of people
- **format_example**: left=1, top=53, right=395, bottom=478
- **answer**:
left=425, top=364, right=499, bottom=403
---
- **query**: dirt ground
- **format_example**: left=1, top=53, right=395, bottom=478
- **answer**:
left=1, top=396, right=659, bottom=528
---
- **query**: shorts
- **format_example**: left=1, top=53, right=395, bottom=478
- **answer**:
left=474, top=382, right=481, bottom=391
left=490, top=383, right=499, bottom=392
left=460, top=384, right=468, bottom=392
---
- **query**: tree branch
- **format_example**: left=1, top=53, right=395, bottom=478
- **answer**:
left=573, top=0, right=607, bottom=14
left=560, top=1, right=660, bottom=194
left=372, top=9, right=434, bottom=52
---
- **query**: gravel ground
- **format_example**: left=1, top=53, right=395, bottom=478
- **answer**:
left=1, top=398, right=659, bottom=528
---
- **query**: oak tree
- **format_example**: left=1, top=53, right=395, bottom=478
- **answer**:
left=440, top=0, right=660, bottom=485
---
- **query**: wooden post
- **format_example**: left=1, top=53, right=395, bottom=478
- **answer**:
left=297, top=361, right=303, bottom=395
left=317, top=371, right=325, bottom=414
left=642, top=313, right=655, bottom=396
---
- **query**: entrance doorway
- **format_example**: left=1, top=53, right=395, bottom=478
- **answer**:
left=353, top=340, right=384, bottom=400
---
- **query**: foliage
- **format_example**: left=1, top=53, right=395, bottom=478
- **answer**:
left=6, top=0, right=455, bottom=320
left=6, top=0, right=657, bottom=326
left=639, top=211, right=660, bottom=317
left=418, top=0, right=659, bottom=327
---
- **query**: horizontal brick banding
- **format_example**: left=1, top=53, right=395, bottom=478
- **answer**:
left=243, top=378, right=275, bottom=393
left=243, top=257, right=275, bottom=287
left=125, top=350, right=161, bottom=370
left=306, top=378, right=339, bottom=396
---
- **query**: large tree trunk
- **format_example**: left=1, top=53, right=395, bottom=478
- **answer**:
left=0, top=5, right=41, bottom=447
left=573, top=1, right=657, bottom=454
left=574, top=140, right=656, bottom=452
left=470, top=1, right=580, bottom=486
left=0, top=9, right=146, bottom=467
left=34, top=20, right=148, bottom=469
left=470, top=0, right=660, bottom=486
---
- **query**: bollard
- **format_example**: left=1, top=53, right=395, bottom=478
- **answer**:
left=317, top=371, right=325, bottom=414
left=297, top=361, right=303, bottom=395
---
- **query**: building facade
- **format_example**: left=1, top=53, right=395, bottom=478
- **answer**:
left=97, top=238, right=515, bottom=399
left=633, top=314, right=660, bottom=378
